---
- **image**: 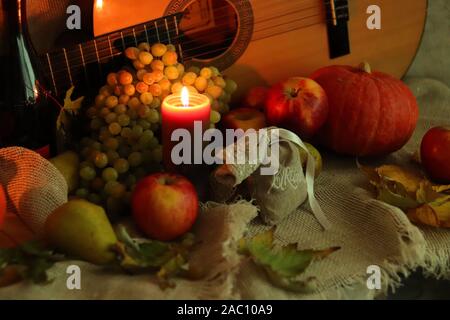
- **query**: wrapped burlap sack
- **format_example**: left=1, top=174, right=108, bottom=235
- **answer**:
left=0, top=147, right=68, bottom=236
left=210, top=128, right=331, bottom=229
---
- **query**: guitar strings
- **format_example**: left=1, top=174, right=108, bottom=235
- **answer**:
left=45, top=1, right=325, bottom=68
left=44, top=0, right=340, bottom=73
left=45, top=0, right=348, bottom=80
left=45, top=5, right=328, bottom=75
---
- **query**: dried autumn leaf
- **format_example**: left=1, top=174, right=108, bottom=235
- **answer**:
left=240, top=228, right=339, bottom=292
left=361, top=163, right=450, bottom=228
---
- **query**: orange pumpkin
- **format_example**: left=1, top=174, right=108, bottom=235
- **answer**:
left=0, top=184, right=6, bottom=228
left=310, top=63, right=419, bottom=156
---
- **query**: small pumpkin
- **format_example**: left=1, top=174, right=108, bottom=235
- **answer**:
left=310, top=63, right=419, bottom=156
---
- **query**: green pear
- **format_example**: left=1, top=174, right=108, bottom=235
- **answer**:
left=45, top=199, right=117, bottom=265
left=49, top=151, right=80, bottom=193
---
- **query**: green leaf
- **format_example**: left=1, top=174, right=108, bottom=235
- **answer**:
left=240, top=229, right=339, bottom=292
left=114, top=225, right=194, bottom=289
left=0, top=241, right=64, bottom=286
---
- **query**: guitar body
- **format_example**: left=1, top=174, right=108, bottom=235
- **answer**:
left=93, top=0, right=427, bottom=97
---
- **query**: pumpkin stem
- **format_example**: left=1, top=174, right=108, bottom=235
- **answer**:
left=359, top=62, right=372, bottom=74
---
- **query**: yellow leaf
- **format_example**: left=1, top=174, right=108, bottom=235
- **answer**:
left=361, top=163, right=450, bottom=229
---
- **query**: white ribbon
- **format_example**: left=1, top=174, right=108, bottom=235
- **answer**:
left=268, top=127, right=331, bottom=230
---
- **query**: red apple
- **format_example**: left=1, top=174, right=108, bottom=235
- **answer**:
left=131, top=173, right=199, bottom=241
left=222, top=108, right=266, bottom=131
left=243, top=86, right=269, bottom=110
left=420, top=126, right=450, bottom=183
left=265, top=77, right=328, bottom=138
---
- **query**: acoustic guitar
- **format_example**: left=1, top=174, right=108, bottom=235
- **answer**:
left=40, top=0, right=427, bottom=99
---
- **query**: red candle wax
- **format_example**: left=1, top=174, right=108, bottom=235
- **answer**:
left=162, top=88, right=210, bottom=171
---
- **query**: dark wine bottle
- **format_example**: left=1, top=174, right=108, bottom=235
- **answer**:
left=0, top=0, right=56, bottom=158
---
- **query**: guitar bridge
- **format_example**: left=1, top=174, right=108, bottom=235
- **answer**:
left=324, top=0, right=350, bottom=59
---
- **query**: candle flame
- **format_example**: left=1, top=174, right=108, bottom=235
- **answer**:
left=181, top=86, right=189, bottom=107
left=96, top=0, right=103, bottom=10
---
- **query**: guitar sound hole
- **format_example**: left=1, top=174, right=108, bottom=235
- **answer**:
left=179, top=0, right=238, bottom=61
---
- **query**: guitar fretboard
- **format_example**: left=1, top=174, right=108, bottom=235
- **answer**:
left=40, top=13, right=184, bottom=97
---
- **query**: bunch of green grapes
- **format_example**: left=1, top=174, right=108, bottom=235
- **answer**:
left=75, top=42, right=237, bottom=216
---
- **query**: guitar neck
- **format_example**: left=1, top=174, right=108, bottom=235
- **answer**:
left=40, top=13, right=184, bottom=97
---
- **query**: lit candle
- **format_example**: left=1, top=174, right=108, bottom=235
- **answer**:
left=162, top=87, right=211, bottom=171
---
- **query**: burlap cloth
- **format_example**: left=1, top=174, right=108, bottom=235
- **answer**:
left=0, top=1, right=449, bottom=300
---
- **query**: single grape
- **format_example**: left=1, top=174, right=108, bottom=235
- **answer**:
left=132, top=125, right=144, bottom=138
left=104, top=137, right=119, bottom=150
left=148, top=84, right=162, bottom=97
left=210, top=66, right=220, bottom=77
left=107, top=73, right=118, bottom=86
left=151, top=59, right=165, bottom=71
left=133, top=60, right=145, bottom=70
left=206, top=85, right=223, bottom=99
left=146, top=109, right=160, bottom=124
left=194, top=76, right=208, bottom=92
left=136, top=69, right=147, bottom=81
left=158, top=78, right=171, bottom=91
left=210, top=110, right=221, bottom=124
left=128, top=152, right=143, bottom=167
left=114, top=104, right=127, bottom=115
left=143, top=72, right=156, bottom=85
left=149, top=97, right=161, bottom=109
left=94, top=152, right=109, bottom=168
left=123, top=83, right=136, bottom=96
left=114, top=158, right=130, bottom=174
left=162, top=51, right=178, bottom=66
left=182, top=72, right=197, bottom=86
left=142, top=129, right=154, bottom=139
left=137, top=119, right=151, bottom=130
left=125, top=47, right=140, bottom=60
left=117, top=114, right=131, bottom=127
left=127, top=97, right=141, bottom=110
left=200, top=67, right=212, bottom=79
left=138, top=42, right=150, bottom=52
left=102, top=167, right=119, bottom=182
left=176, top=63, right=185, bottom=77
left=105, top=113, right=117, bottom=124
left=105, top=95, right=119, bottom=109
left=140, top=92, right=153, bottom=105
left=139, top=51, right=153, bottom=65
left=113, top=85, right=123, bottom=96
left=80, top=166, right=96, bottom=181
left=104, top=181, right=119, bottom=195
left=214, top=77, right=226, bottom=89
left=166, top=44, right=177, bottom=52
left=118, top=94, right=130, bottom=105
left=151, top=43, right=167, bottom=57
left=75, top=188, right=89, bottom=198
left=171, top=81, right=183, bottom=94
left=164, top=66, right=179, bottom=80
left=108, top=122, right=122, bottom=136
left=118, top=71, right=133, bottom=85
left=120, top=127, right=132, bottom=138
left=225, top=79, right=238, bottom=93
left=136, top=81, right=149, bottom=94
left=95, top=94, right=106, bottom=107
left=99, top=85, right=113, bottom=97
left=110, top=183, right=126, bottom=199
left=138, top=105, right=151, bottom=118
left=148, top=136, right=159, bottom=149
left=80, top=160, right=94, bottom=169
left=152, top=70, right=164, bottom=82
